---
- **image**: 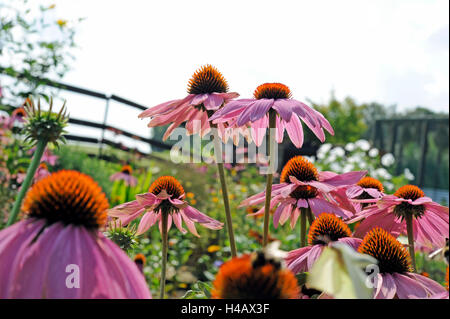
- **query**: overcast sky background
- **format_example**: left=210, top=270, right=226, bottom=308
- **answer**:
left=9, top=0, right=450, bottom=152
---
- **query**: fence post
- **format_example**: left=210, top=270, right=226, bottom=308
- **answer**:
left=98, top=95, right=111, bottom=158
left=390, top=122, right=397, bottom=155
left=416, top=120, right=430, bottom=187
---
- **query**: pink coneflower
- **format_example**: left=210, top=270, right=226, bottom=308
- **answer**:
left=34, top=162, right=51, bottom=182
left=0, top=170, right=151, bottom=298
left=286, top=213, right=362, bottom=274
left=240, top=156, right=366, bottom=246
left=350, top=185, right=449, bottom=268
left=110, top=164, right=138, bottom=187
left=358, top=228, right=447, bottom=299
left=138, top=64, right=238, bottom=257
left=109, top=175, right=223, bottom=235
left=210, top=83, right=334, bottom=148
left=28, top=146, right=58, bottom=166
left=138, top=64, right=238, bottom=140
left=9, top=106, right=27, bottom=126
left=16, top=163, right=49, bottom=185
left=109, top=175, right=223, bottom=298
left=332, top=176, right=385, bottom=216
left=211, top=83, right=333, bottom=247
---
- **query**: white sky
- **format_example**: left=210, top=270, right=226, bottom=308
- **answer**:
left=6, top=0, right=450, bottom=153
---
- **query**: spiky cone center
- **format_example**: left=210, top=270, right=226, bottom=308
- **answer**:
left=23, top=170, right=109, bottom=229
left=187, top=64, right=229, bottom=95
left=23, top=97, right=68, bottom=146
left=356, top=177, right=384, bottom=200
left=148, top=176, right=185, bottom=213
left=134, top=253, right=146, bottom=265
left=12, top=107, right=26, bottom=118
left=253, top=83, right=292, bottom=100
left=280, top=156, right=319, bottom=199
left=308, top=213, right=352, bottom=245
left=358, top=227, right=412, bottom=274
left=120, top=165, right=132, bottom=175
left=393, top=185, right=426, bottom=219
left=211, top=254, right=299, bottom=299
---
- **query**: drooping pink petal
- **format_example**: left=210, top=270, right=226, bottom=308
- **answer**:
left=321, top=170, right=367, bottom=187
left=250, top=115, right=268, bottom=147
left=137, top=211, right=159, bottom=235
left=0, top=219, right=46, bottom=298
left=308, top=197, right=351, bottom=219
left=393, top=273, right=429, bottom=299
left=285, top=246, right=313, bottom=274
left=374, top=273, right=397, bottom=299
left=203, top=94, right=224, bottom=110
left=337, top=237, right=362, bottom=251
left=182, top=206, right=223, bottom=230
left=275, top=116, right=285, bottom=143
left=354, top=209, right=402, bottom=238
left=307, top=245, right=324, bottom=270
left=172, top=212, right=187, bottom=234
left=290, top=207, right=301, bottom=229
left=180, top=211, right=200, bottom=237
left=407, top=273, right=448, bottom=296
left=138, top=96, right=192, bottom=118
left=272, top=99, right=293, bottom=122
left=285, top=115, right=304, bottom=148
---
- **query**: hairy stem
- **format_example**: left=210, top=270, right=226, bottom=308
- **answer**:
left=160, top=210, right=169, bottom=298
left=405, top=213, right=416, bottom=271
left=7, top=139, right=47, bottom=226
left=212, top=124, right=237, bottom=257
left=300, top=208, right=307, bottom=247
left=263, top=111, right=277, bottom=247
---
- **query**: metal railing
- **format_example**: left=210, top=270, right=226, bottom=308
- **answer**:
left=0, top=67, right=172, bottom=162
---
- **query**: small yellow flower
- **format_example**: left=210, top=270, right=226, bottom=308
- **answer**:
left=190, top=199, right=197, bottom=205
left=186, top=192, right=195, bottom=199
left=229, top=194, right=235, bottom=200
left=207, top=245, right=220, bottom=253
left=178, top=283, right=188, bottom=289
left=56, top=19, right=67, bottom=27
left=231, top=169, right=237, bottom=177
left=48, top=4, right=56, bottom=9
left=212, top=197, right=219, bottom=203
left=240, top=186, right=248, bottom=193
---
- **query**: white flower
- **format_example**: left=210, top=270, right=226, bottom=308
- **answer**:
left=345, top=142, right=355, bottom=152
left=381, top=153, right=395, bottom=166
left=342, top=163, right=355, bottom=173
left=317, top=143, right=333, bottom=159
left=330, top=146, right=345, bottom=158
left=384, top=181, right=394, bottom=191
left=355, top=139, right=371, bottom=151
left=330, top=162, right=342, bottom=173
left=374, top=168, right=392, bottom=180
left=404, top=168, right=415, bottom=180
left=303, top=156, right=315, bottom=163
left=368, top=148, right=379, bottom=158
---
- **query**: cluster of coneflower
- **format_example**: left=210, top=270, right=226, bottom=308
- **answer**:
left=0, top=65, right=448, bottom=299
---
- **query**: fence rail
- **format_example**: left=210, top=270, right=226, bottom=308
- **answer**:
left=0, top=67, right=172, bottom=162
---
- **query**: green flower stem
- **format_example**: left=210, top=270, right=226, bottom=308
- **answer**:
left=211, top=123, right=237, bottom=258
left=405, top=213, right=416, bottom=271
left=216, top=162, right=237, bottom=258
left=300, top=208, right=307, bottom=247
left=307, top=208, right=315, bottom=226
left=7, top=139, right=47, bottom=226
left=160, top=210, right=169, bottom=299
left=263, top=111, right=277, bottom=247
